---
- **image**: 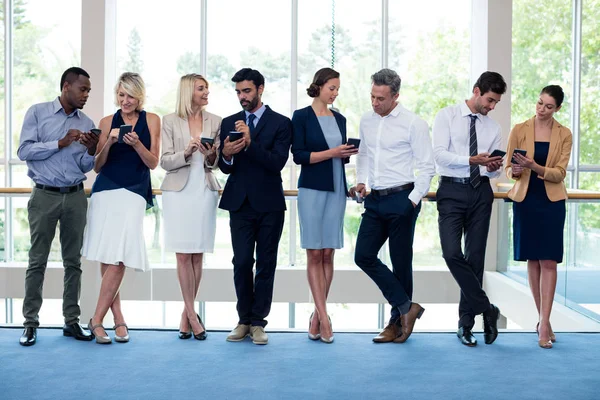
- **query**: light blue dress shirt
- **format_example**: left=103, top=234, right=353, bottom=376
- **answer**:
left=17, top=97, right=96, bottom=187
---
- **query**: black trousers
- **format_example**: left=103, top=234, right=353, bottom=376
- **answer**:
left=229, top=199, right=285, bottom=327
left=437, top=179, right=493, bottom=329
left=354, top=190, right=420, bottom=323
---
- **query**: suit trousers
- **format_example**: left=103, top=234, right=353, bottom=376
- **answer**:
left=229, top=199, right=285, bottom=327
left=23, top=187, right=87, bottom=327
left=354, top=190, right=420, bottom=324
left=437, top=179, right=493, bottom=329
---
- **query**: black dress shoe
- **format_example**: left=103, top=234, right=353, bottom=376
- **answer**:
left=483, top=304, right=500, bottom=345
left=457, top=326, right=477, bottom=346
left=194, top=314, right=207, bottom=341
left=20, top=327, right=37, bottom=346
left=63, top=323, right=94, bottom=341
left=178, top=331, right=192, bottom=339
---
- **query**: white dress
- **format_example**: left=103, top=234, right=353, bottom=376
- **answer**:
left=82, top=188, right=150, bottom=272
left=162, top=151, right=218, bottom=253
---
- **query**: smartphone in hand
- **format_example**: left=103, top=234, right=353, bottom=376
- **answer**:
left=228, top=131, right=243, bottom=142
left=119, top=125, right=133, bottom=143
left=489, top=149, right=506, bottom=158
left=347, top=138, right=361, bottom=148
left=90, top=128, right=102, bottom=136
left=511, top=148, right=527, bottom=164
left=200, top=137, right=214, bottom=149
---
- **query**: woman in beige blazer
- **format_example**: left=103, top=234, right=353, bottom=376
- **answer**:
left=160, top=74, right=222, bottom=340
left=505, top=85, right=572, bottom=349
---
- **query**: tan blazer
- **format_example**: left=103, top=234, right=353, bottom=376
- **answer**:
left=505, top=116, right=572, bottom=202
left=160, top=111, right=222, bottom=192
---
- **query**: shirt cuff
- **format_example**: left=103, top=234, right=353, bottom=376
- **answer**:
left=222, top=156, right=234, bottom=165
left=460, top=155, right=471, bottom=166
left=408, top=190, right=422, bottom=206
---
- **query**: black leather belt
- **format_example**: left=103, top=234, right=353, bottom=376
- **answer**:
left=35, top=182, right=84, bottom=193
left=440, top=176, right=489, bottom=185
left=371, top=183, right=414, bottom=196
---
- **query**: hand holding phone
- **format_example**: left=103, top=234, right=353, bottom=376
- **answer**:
left=201, top=137, right=214, bottom=148
left=347, top=138, right=361, bottom=148
left=489, top=149, right=506, bottom=158
left=228, top=131, right=243, bottom=142
left=511, top=149, right=527, bottom=164
left=119, top=125, right=133, bottom=143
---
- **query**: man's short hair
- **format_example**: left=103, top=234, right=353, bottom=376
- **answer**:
left=231, top=68, right=265, bottom=89
left=473, top=71, right=506, bottom=95
left=60, top=67, right=90, bottom=91
left=371, top=68, right=401, bottom=96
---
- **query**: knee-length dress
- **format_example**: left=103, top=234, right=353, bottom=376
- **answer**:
left=82, top=111, right=153, bottom=272
left=513, top=141, right=566, bottom=262
left=162, top=151, right=218, bottom=253
left=297, top=116, right=346, bottom=250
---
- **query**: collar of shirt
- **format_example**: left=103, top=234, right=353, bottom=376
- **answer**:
left=52, top=97, right=80, bottom=118
left=371, top=102, right=402, bottom=119
left=460, top=101, right=479, bottom=121
left=245, top=104, right=266, bottom=126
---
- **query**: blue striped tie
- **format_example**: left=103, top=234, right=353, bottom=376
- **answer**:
left=248, top=113, right=256, bottom=135
left=469, top=114, right=481, bottom=188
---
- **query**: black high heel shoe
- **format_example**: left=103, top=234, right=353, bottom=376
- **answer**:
left=193, top=313, right=207, bottom=341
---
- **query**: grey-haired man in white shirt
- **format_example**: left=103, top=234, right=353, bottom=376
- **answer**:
left=350, top=69, right=435, bottom=344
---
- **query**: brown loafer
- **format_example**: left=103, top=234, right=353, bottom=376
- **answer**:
left=396, top=303, right=425, bottom=343
left=373, top=322, right=401, bottom=343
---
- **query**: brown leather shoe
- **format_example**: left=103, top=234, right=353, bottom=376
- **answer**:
left=372, top=323, right=401, bottom=343
left=396, top=303, right=425, bottom=343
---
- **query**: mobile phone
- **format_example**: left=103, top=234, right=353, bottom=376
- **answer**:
left=200, top=137, right=214, bottom=149
left=119, top=124, right=132, bottom=143
left=347, top=138, right=361, bottom=148
left=489, top=149, right=506, bottom=158
left=511, top=148, right=527, bottom=164
left=228, top=131, right=243, bottom=142
left=90, top=128, right=102, bottom=136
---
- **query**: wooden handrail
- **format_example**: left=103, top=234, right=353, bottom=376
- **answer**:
left=1, top=186, right=599, bottom=199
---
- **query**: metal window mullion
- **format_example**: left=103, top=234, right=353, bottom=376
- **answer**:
left=289, top=0, right=298, bottom=267
left=381, top=0, right=388, bottom=68
left=4, top=0, right=14, bottom=262
left=568, top=0, right=582, bottom=267
left=200, top=0, right=207, bottom=76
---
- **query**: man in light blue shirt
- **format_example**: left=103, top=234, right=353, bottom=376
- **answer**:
left=18, top=67, right=99, bottom=346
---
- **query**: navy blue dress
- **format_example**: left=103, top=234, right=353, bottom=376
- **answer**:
left=513, top=142, right=566, bottom=262
left=91, top=110, right=153, bottom=208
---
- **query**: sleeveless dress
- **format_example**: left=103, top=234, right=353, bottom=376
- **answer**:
left=297, top=116, right=346, bottom=249
left=513, top=141, right=566, bottom=263
left=81, top=110, right=153, bottom=271
left=162, top=149, right=218, bottom=253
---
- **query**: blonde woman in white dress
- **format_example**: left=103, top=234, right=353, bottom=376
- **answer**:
left=160, top=74, right=221, bottom=340
left=83, top=72, right=161, bottom=344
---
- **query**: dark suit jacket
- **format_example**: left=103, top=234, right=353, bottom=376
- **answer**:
left=218, top=105, right=292, bottom=213
left=291, top=106, right=349, bottom=193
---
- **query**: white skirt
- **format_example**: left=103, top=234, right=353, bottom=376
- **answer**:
left=162, top=152, right=218, bottom=253
left=82, top=188, right=150, bottom=272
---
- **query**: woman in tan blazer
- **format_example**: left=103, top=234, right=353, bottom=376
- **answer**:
left=505, top=85, right=572, bottom=349
left=160, top=74, right=222, bottom=340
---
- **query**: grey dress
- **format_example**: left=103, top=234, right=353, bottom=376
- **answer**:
left=297, top=116, right=346, bottom=249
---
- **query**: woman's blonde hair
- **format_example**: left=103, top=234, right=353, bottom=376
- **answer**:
left=114, top=72, right=146, bottom=111
left=176, top=73, right=209, bottom=119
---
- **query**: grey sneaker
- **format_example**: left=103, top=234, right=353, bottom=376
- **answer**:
left=250, top=326, right=268, bottom=345
left=226, top=324, right=250, bottom=342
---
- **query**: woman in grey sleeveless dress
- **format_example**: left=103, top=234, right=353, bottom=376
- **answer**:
left=291, top=68, right=358, bottom=343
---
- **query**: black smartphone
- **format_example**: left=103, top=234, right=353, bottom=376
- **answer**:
left=119, top=125, right=132, bottom=143
left=347, top=138, right=361, bottom=148
left=489, top=149, right=506, bottom=158
left=90, top=128, right=102, bottom=136
left=511, top=148, right=527, bottom=164
left=228, top=131, right=243, bottom=142
left=200, top=137, right=214, bottom=148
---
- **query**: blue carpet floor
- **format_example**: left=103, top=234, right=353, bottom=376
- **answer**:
left=1, top=328, right=598, bottom=400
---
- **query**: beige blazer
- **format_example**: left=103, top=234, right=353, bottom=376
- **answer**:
left=160, top=111, right=222, bottom=192
left=505, top=116, right=572, bottom=202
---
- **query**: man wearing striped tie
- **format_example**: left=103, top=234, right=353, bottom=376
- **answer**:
left=432, top=71, right=506, bottom=347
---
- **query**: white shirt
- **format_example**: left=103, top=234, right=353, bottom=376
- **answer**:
left=432, top=101, right=502, bottom=179
left=356, top=103, right=435, bottom=205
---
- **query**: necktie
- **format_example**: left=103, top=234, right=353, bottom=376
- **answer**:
left=469, top=114, right=481, bottom=188
left=248, top=113, right=256, bottom=135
